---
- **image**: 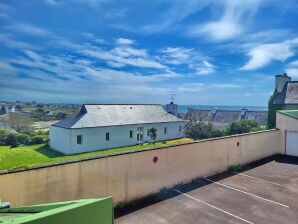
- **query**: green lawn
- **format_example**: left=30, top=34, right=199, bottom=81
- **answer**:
left=0, top=138, right=193, bottom=171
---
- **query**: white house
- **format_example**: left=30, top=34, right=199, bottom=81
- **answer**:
left=50, top=104, right=185, bottom=154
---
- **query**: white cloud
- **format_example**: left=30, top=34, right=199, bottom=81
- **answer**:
left=7, top=23, right=50, bottom=36
left=211, top=83, right=242, bottom=89
left=116, top=38, right=134, bottom=45
left=161, top=47, right=192, bottom=65
left=286, top=68, right=298, bottom=78
left=289, top=60, right=298, bottom=66
left=83, top=46, right=166, bottom=69
left=45, top=0, right=61, bottom=6
left=178, top=82, right=242, bottom=92
left=139, top=1, right=210, bottom=34
left=189, top=0, right=263, bottom=41
left=195, top=60, right=215, bottom=75
left=240, top=38, right=298, bottom=70
left=0, top=34, right=40, bottom=50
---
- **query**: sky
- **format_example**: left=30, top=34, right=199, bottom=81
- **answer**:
left=1, top=0, right=298, bottom=106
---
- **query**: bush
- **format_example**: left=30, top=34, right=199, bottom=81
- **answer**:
left=210, top=129, right=222, bottom=138
left=0, top=128, right=9, bottom=145
left=30, top=135, right=45, bottom=144
left=225, top=119, right=260, bottom=135
left=6, top=132, right=18, bottom=147
left=17, top=133, right=30, bottom=145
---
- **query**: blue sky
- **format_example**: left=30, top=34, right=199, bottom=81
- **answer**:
left=1, top=0, right=298, bottom=106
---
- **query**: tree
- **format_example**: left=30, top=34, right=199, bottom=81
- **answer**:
left=0, top=129, right=9, bottom=145
left=6, top=132, right=18, bottom=147
left=267, top=91, right=282, bottom=129
left=184, top=115, right=214, bottom=140
left=148, top=128, right=157, bottom=146
left=9, top=113, right=33, bottom=132
left=225, top=119, right=260, bottom=135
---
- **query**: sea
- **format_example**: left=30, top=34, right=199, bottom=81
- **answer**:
left=163, top=105, right=268, bottom=114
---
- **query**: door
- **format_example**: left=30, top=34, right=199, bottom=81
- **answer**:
left=137, top=127, right=143, bottom=142
left=286, top=131, right=298, bottom=157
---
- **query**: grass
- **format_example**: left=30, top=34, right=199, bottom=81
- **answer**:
left=0, top=138, right=193, bottom=171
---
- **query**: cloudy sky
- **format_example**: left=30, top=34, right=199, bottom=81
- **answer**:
left=1, top=0, right=298, bottom=105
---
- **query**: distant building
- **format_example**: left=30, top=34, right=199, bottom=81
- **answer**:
left=183, top=108, right=268, bottom=129
left=0, top=105, right=15, bottom=115
left=50, top=104, right=185, bottom=154
left=273, top=73, right=298, bottom=110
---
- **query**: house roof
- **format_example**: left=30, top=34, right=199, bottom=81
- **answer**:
left=243, top=111, right=268, bottom=126
left=277, top=110, right=298, bottom=120
left=274, top=81, right=298, bottom=105
left=213, top=110, right=241, bottom=123
left=53, top=104, right=184, bottom=129
left=183, top=108, right=211, bottom=122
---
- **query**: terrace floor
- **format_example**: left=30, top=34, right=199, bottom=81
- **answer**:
left=115, top=156, right=298, bottom=224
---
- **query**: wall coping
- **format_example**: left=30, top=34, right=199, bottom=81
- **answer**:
left=0, top=129, right=279, bottom=175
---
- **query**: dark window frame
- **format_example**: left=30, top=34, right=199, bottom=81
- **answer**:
left=106, top=132, right=110, bottom=141
left=77, top=135, right=82, bottom=144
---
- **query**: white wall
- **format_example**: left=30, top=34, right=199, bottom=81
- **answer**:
left=50, top=121, right=185, bottom=154
left=49, top=126, right=71, bottom=154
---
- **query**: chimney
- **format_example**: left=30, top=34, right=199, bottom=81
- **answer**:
left=165, top=101, right=178, bottom=116
left=275, top=73, right=291, bottom=93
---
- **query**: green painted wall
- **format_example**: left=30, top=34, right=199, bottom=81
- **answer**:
left=0, top=198, right=113, bottom=224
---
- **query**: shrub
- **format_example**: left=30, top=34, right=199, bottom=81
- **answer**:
left=30, top=135, right=45, bottom=144
left=17, top=133, right=30, bottom=145
left=6, top=132, right=18, bottom=148
left=225, top=119, right=260, bottom=135
left=0, top=128, right=9, bottom=145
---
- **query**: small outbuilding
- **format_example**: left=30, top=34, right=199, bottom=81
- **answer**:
left=50, top=104, right=185, bottom=154
left=276, top=110, right=298, bottom=157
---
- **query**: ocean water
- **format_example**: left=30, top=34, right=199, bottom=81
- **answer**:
left=163, top=105, right=268, bottom=113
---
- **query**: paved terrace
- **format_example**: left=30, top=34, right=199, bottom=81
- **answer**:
left=115, top=156, right=298, bottom=224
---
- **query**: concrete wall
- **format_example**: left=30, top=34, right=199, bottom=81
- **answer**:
left=0, top=130, right=282, bottom=207
left=50, top=121, right=185, bottom=154
left=276, top=112, right=298, bottom=152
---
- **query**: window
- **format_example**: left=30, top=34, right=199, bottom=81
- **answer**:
left=147, top=129, right=150, bottom=136
left=106, top=132, right=110, bottom=141
left=179, top=126, right=182, bottom=132
left=164, top=127, right=167, bottom=134
left=129, top=130, right=133, bottom=138
left=77, top=135, right=82, bottom=144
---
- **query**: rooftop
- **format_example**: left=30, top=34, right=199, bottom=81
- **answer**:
left=277, top=110, right=298, bottom=120
left=53, top=104, right=183, bottom=129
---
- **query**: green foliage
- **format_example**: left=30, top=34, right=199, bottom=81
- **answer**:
left=17, top=133, right=30, bottom=145
left=184, top=116, right=221, bottom=140
left=15, top=105, right=23, bottom=111
left=225, top=119, right=260, bottom=135
left=267, top=91, right=282, bottom=129
left=228, top=165, right=242, bottom=172
left=209, top=128, right=222, bottom=138
left=30, top=135, right=45, bottom=144
left=148, top=127, right=157, bottom=145
left=0, top=129, right=9, bottom=146
left=6, top=132, right=18, bottom=148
